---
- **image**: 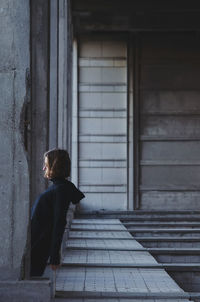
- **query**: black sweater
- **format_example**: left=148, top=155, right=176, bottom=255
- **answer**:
left=31, top=178, right=84, bottom=276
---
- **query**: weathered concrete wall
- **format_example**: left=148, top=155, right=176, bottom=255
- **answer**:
left=0, top=0, right=30, bottom=279
left=0, top=280, right=51, bottom=302
left=139, top=33, right=200, bottom=210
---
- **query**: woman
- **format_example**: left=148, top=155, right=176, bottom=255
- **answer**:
left=31, top=149, right=84, bottom=276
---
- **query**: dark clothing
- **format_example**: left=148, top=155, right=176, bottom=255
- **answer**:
left=31, top=178, right=84, bottom=276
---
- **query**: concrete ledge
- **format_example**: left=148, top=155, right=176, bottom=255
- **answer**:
left=165, top=264, right=200, bottom=271
left=69, top=228, right=130, bottom=232
left=149, top=248, right=200, bottom=254
left=0, top=280, right=51, bottom=302
left=62, top=263, right=162, bottom=268
left=75, top=210, right=200, bottom=215
left=69, top=236, right=135, bottom=240
left=66, top=246, right=144, bottom=251
left=68, top=235, right=200, bottom=241
left=137, top=237, right=200, bottom=241
left=54, top=299, right=191, bottom=302
left=61, top=262, right=200, bottom=271
left=129, top=228, right=200, bottom=233
left=122, top=217, right=200, bottom=222
left=56, top=291, right=190, bottom=299
left=66, top=246, right=200, bottom=254
left=124, top=222, right=200, bottom=226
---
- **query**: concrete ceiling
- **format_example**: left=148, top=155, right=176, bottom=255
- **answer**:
left=71, top=0, right=200, bottom=34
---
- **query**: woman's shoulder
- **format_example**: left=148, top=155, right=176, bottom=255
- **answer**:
left=53, top=180, right=85, bottom=202
left=52, top=180, right=74, bottom=192
left=39, top=185, right=55, bottom=199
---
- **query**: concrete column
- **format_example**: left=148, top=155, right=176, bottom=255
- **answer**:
left=30, top=0, right=50, bottom=202
left=0, top=0, right=30, bottom=280
left=49, top=0, right=59, bottom=149
left=71, top=40, right=79, bottom=186
left=57, top=0, right=73, bottom=153
left=49, top=0, right=73, bottom=152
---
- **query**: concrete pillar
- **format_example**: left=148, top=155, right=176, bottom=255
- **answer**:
left=0, top=0, right=30, bottom=281
left=49, top=0, right=73, bottom=153
left=30, top=0, right=50, bottom=202
left=49, top=0, right=58, bottom=149
left=57, top=0, right=73, bottom=153
left=0, top=0, right=55, bottom=299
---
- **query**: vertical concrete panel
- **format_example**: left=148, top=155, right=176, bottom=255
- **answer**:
left=58, top=0, right=65, bottom=147
left=77, top=37, right=128, bottom=211
left=49, top=0, right=58, bottom=149
left=0, top=73, right=15, bottom=268
left=72, top=40, right=79, bottom=186
left=49, top=0, right=73, bottom=151
left=31, top=0, right=49, bottom=202
left=139, top=33, right=200, bottom=210
left=0, top=0, right=30, bottom=279
left=57, top=0, right=73, bottom=151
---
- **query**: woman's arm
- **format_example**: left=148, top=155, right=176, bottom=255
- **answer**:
left=49, top=188, right=69, bottom=266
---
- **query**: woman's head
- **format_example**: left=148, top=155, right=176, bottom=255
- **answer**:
left=43, top=149, right=71, bottom=179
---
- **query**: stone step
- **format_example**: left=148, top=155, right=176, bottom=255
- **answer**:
left=72, top=219, right=121, bottom=224
left=122, top=217, right=200, bottom=223
left=63, top=249, right=157, bottom=265
left=129, top=229, right=200, bottom=237
left=66, top=238, right=143, bottom=250
left=73, top=217, right=200, bottom=223
left=70, top=224, right=128, bottom=231
left=154, top=254, right=200, bottom=264
left=65, top=242, right=200, bottom=252
left=66, top=239, right=200, bottom=250
left=149, top=248, right=200, bottom=254
left=55, top=292, right=195, bottom=300
left=135, top=236, right=200, bottom=242
left=63, top=247, right=200, bottom=264
left=54, top=298, right=193, bottom=302
left=58, top=217, right=199, bottom=301
left=136, top=237, right=200, bottom=248
left=60, top=262, right=200, bottom=271
left=64, top=246, right=200, bottom=254
left=68, top=229, right=200, bottom=238
left=124, top=222, right=200, bottom=228
left=70, top=223, right=200, bottom=230
left=64, top=247, right=200, bottom=254
left=75, top=211, right=200, bottom=221
left=75, top=210, right=200, bottom=216
left=62, top=244, right=200, bottom=269
left=55, top=267, right=185, bottom=298
left=68, top=230, right=133, bottom=239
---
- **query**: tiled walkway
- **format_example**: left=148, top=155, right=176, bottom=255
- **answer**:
left=55, top=219, right=193, bottom=301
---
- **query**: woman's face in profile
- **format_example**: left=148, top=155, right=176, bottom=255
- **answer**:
left=43, top=156, right=49, bottom=178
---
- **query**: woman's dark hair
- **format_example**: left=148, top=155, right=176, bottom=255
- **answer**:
left=44, top=149, right=71, bottom=179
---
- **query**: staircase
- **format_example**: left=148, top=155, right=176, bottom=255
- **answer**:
left=54, top=211, right=200, bottom=301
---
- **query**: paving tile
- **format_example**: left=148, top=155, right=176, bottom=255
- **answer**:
left=56, top=217, right=190, bottom=300
left=54, top=300, right=191, bottom=302
left=56, top=267, right=183, bottom=293
left=69, top=231, right=133, bottom=239
left=66, top=238, right=143, bottom=249
left=72, top=219, right=121, bottom=224
left=71, top=224, right=127, bottom=230
left=63, top=250, right=157, bottom=264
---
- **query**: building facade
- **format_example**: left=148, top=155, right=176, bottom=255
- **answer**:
left=1, top=0, right=200, bottom=299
